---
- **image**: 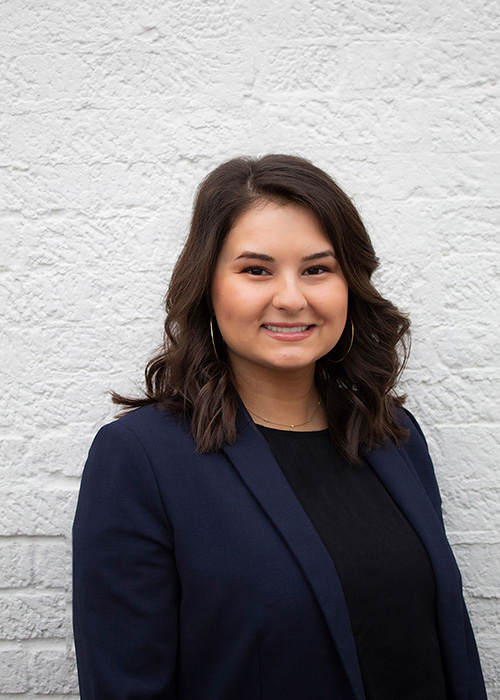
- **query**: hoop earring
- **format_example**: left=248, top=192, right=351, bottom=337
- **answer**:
left=328, top=318, right=354, bottom=363
left=210, top=316, right=220, bottom=362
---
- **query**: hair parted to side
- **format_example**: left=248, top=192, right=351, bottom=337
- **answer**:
left=112, top=154, right=411, bottom=463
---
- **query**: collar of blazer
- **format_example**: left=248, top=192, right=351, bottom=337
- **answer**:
left=222, top=405, right=468, bottom=700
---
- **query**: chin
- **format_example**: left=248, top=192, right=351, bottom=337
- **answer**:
left=262, top=355, right=317, bottom=371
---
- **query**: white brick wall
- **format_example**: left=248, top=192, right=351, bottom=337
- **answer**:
left=1, top=0, right=498, bottom=697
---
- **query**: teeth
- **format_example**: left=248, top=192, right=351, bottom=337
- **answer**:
left=264, top=325, right=310, bottom=333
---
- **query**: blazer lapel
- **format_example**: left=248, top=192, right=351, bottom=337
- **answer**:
left=223, top=408, right=469, bottom=700
left=365, top=440, right=468, bottom=700
left=223, top=410, right=366, bottom=700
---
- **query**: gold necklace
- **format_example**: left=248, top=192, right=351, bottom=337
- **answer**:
left=247, top=400, right=322, bottom=429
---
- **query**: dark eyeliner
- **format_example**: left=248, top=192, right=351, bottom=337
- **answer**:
left=304, top=265, right=329, bottom=275
left=241, top=265, right=270, bottom=276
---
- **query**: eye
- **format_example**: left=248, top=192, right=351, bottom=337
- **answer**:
left=303, top=265, right=329, bottom=276
left=242, top=266, right=271, bottom=276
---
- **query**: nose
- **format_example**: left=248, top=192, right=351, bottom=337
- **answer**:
left=271, top=275, right=307, bottom=314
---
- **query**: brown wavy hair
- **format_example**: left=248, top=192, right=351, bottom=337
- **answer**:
left=112, top=154, right=411, bottom=462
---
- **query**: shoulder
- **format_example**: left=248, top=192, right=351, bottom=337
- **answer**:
left=94, top=404, right=194, bottom=454
left=74, top=408, right=179, bottom=562
left=396, top=407, right=431, bottom=455
left=108, top=403, right=190, bottom=436
left=79, top=405, right=233, bottom=535
left=394, top=407, right=444, bottom=521
left=393, top=406, right=433, bottom=469
left=79, top=406, right=198, bottom=522
left=84, top=405, right=199, bottom=490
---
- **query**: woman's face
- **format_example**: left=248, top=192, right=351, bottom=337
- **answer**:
left=211, top=201, right=349, bottom=380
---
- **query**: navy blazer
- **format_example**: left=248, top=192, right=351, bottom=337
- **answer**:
left=73, top=404, right=487, bottom=700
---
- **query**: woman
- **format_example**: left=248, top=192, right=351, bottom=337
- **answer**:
left=73, top=155, right=487, bottom=699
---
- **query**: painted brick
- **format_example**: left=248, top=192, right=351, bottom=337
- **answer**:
left=29, top=650, right=78, bottom=694
left=453, top=543, right=500, bottom=598
left=0, top=541, right=32, bottom=587
left=0, top=594, right=66, bottom=640
left=476, top=634, right=500, bottom=699
left=0, top=650, right=29, bottom=693
left=1, top=0, right=499, bottom=696
left=0, top=164, right=91, bottom=212
left=32, top=542, right=70, bottom=589
left=0, top=491, right=77, bottom=537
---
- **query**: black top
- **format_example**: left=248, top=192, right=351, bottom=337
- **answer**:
left=258, top=426, right=448, bottom=700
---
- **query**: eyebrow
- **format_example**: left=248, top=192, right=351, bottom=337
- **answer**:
left=235, top=250, right=336, bottom=262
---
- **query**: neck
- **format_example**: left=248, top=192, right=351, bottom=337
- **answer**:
left=231, top=360, right=325, bottom=431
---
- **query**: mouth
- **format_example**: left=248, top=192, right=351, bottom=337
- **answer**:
left=261, top=324, right=314, bottom=334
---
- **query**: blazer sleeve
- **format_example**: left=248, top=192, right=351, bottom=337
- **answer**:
left=402, top=409, right=488, bottom=700
left=73, top=419, right=180, bottom=700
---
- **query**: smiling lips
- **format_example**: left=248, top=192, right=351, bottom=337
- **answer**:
left=263, top=324, right=312, bottom=333
left=261, top=323, right=315, bottom=341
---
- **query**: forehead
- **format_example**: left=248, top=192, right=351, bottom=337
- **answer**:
left=223, top=201, right=332, bottom=251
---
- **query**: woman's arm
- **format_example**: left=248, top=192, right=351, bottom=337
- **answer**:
left=402, top=408, right=488, bottom=699
left=73, top=419, right=180, bottom=699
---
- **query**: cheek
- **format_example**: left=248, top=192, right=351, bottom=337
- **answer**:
left=315, top=284, right=349, bottom=316
left=211, top=276, right=229, bottom=315
left=212, top=280, right=252, bottom=328
left=212, top=276, right=263, bottom=320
